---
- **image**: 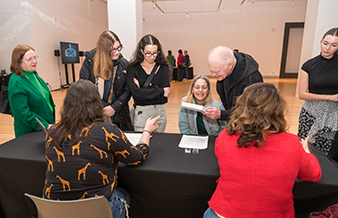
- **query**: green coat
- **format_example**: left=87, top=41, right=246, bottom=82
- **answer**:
left=8, top=73, right=55, bottom=137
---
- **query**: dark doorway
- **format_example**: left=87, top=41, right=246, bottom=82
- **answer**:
left=279, top=22, right=304, bottom=78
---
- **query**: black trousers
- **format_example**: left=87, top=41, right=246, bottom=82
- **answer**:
left=177, top=67, right=184, bottom=81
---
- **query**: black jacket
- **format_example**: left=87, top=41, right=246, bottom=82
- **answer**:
left=79, top=48, right=133, bottom=131
left=217, top=52, right=263, bottom=121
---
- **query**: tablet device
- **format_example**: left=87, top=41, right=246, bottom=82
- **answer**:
left=36, top=117, right=48, bottom=136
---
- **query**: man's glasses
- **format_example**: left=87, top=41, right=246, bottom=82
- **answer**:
left=24, top=56, right=39, bottom=62
left=143, top=51, right=159, bottom=57
left=110, top=45, right=123, bottom=54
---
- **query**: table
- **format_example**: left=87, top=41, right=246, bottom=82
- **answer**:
left=1, top=131, right=338, bottom=218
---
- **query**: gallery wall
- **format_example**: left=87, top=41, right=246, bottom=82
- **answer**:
left=141, top=0, right=307, bottom=77
left=0, top=0, right=108, bottom=90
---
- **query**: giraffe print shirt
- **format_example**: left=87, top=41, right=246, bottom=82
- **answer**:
left=42, top=122, right=149, bottom=200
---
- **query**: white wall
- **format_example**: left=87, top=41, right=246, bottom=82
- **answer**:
left=0, top=0, right=108, bottom=90
left=142, top=0, right=307, bottom=77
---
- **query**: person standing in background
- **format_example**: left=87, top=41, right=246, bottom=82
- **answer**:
left=8, top=44, right=55, bottom=137
left=177, top=49, right=186, bottom=82
left=183, top=50, right=190, bottom=81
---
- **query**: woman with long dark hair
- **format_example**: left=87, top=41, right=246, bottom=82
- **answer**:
left=80, top=30, right=133, bottom=131
left=127, top=34, right=171, bottom=132
left=42, top=80, right=160, bottom=218
left=204, top=83, right=321, bottom=218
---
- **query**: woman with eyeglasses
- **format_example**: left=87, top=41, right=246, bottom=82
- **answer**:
left=179, top=75, right=226, bottom=136
left=8, top=44, right=55, bottom=137
left=127, top=34, right=171, bottom=133
left=80, top=30, right=133, bottom=131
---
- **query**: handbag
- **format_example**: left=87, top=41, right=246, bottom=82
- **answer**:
left=0, top=74, right=12, bottom=115
left=0, top=85, right=12, bottom=115
left=142, top=64, right=159, bottom=88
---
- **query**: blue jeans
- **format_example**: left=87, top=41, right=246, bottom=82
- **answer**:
left=203, top=207, right=220, bottom=218
left=184, top=67, right=188, bottom=79
left=109, top=187, right=131, bottom=218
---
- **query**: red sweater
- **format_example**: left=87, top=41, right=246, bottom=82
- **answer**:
left=208, top=131, right=322, bottom=218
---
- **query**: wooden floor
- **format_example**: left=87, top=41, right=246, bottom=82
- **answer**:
left=0, top=78, right=303, bottom=144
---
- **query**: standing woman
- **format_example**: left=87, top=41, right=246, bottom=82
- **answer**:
left=80, top=30, right=133, bottom=131
left=298, top=27, right=338, bottom=154
left=179, top=75, right=226, bottom=136
left=127, top=34, right=171, bottom=133
left=8, top=44, right=55, bottom=137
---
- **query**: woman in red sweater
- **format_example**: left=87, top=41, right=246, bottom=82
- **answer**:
left=204, top=83, right=321, bottom=218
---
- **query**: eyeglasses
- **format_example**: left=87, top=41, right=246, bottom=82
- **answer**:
left=110, top=45, right=123, bottom=54
left=24, top=56, right=39, bottom=62
left=143, top=51, right=159, bottom=57
left=193, top=85, right=208, bottom=90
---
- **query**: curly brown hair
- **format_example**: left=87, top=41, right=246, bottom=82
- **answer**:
left=226, top=83, right=289, bottom=148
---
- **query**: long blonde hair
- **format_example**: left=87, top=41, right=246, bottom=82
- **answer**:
left=93, top=30, right=121, bottom=80
left=185, top=75, right=213, bottom=106
left=226, top=83, right=289, bottom=148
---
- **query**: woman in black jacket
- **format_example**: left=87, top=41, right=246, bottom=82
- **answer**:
left=80, top=30, right=133, bottom=131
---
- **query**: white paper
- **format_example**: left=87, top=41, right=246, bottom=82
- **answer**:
left=182, top=102, right=207, bottom=112
left=124, top=133, right=143, bottom=146
left=178, top=135, right=209, bottom=149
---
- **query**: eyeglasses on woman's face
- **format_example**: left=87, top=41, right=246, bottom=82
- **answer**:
left=24, top=56, right=39, bottom=62
left=143, top=51, right=159, bottom=58
left=110, top=45, right=123, bottom=54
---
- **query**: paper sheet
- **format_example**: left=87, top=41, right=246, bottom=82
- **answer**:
left=124, top=133, right=143, bottom=146
left=178, top=135, right=209, bottom=149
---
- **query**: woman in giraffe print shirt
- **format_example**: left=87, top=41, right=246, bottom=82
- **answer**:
left=43, top=80, right=159, bottom=218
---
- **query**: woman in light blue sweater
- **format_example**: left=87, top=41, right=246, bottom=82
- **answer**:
left=179, top=75, right=226, bottom=136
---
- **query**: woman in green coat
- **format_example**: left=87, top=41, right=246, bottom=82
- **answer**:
left=8, top=44, right=55, bottom=137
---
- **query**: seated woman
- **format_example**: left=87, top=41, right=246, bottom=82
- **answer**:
left=179, top=75, right=226, bottom=136
left=204, top=83, right=321, bottom=218
left=42, top=80, right=160, bottom=218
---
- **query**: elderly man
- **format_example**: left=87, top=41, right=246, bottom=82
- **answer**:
left=204, top=46, right=263, bottom=121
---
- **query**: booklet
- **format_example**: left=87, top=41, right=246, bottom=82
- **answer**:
left=181, top=102, right=207, bottom=113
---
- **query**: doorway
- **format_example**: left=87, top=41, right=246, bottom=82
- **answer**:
left=279, top=22, right=304, bottom=78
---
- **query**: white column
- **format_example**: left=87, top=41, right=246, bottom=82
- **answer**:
left=107, top=0, right=143, bottom=61
left=296, top=0, right=338, bottom=96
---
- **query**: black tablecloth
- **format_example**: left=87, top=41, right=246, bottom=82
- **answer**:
left=0, top=131, right=338, bottom=218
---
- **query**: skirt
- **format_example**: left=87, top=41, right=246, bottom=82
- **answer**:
left=298, top=100, right=338, bottom=154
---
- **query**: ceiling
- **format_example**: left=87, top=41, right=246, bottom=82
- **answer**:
left=142, top=0, right=299, bottom=14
